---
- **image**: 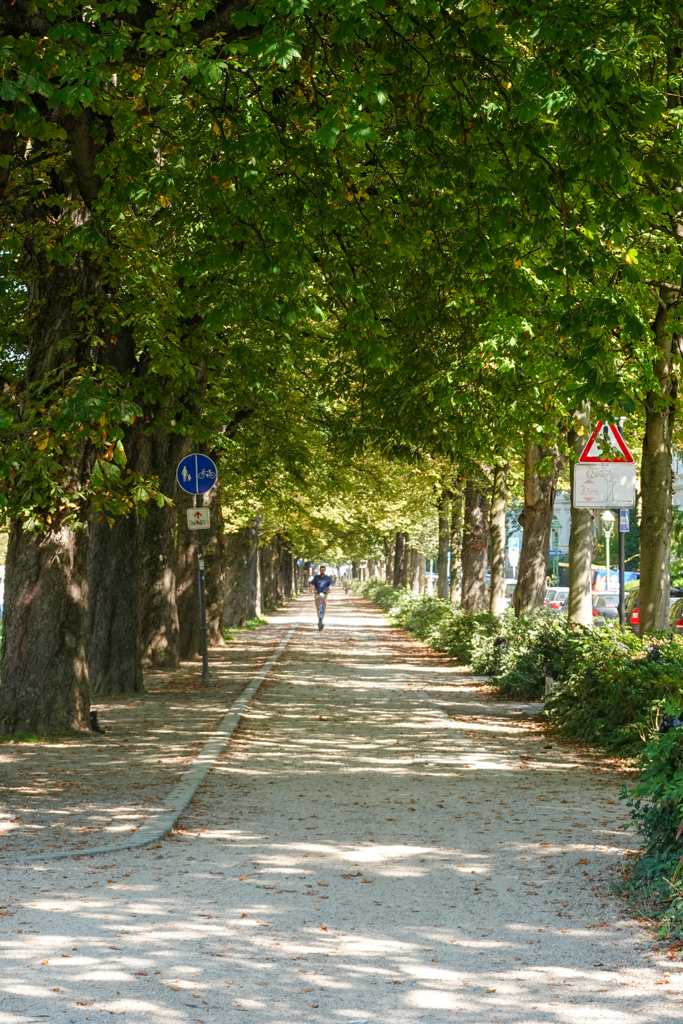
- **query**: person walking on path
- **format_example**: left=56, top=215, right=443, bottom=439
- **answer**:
left=309, top=563, right=334, bottom=629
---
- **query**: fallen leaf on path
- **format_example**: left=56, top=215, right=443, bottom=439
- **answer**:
left=362, top=877, right=372, bottom=883
left=341, top=872, right=362, bottom=879
left=486, top=988, right=497, bottom=993
left=40, top=960, right=49, bottom=965
left=76, top=1003, right=94, bottom=1007
left=241, top=913, right=247, bottom=918
left=321, top=926, right=328, bottom=931
left=239, top=876, right=248, bottom=881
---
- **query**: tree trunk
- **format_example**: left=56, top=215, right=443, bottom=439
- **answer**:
left=489, top=463, right=508, bottom=617
left=138, top=432, right=190, bottom=668
left=88, top=514, right=143, bottom=695
left=393, top=532, right=406, bottom=587
left=437, top=493, right=450, bottom=600
left=409, top=548, right=420, bottom=592
left=246, top=514, right=262, bottom=620
left=568, top=408, right=594, bottom=627
left=0, top=522, right=90, bottom=734
left=384, top=536, right=394, bottom=585
left=513, top=443, right=563, bottom=616
left=204, top=487, right=227, bottom=645
left=0, top=247, right=106, bottom=731
left=223, top=531, right=249, bottom=628
left=401, top=534, right=410, bottom=587
left=640, top=288, right=679, bottom=634
left=418, top=552, right=425, bottom=594
left=461, top=479, right=490, bottom=612
left=259, top=539, right=278, bottom=613
left=283, top=544, right=293, bottom=598
left=176, top=489, right=201, bottom=659
left=449, top=484, right=463, bottom=604
left=368, top=557, right=376, bottom=578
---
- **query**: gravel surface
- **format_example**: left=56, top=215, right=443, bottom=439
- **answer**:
left=1, top=590, right=682, bottom=1023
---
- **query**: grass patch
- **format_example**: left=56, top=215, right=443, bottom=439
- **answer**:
left=223, top=616, right=269, bottom=642
left=0, top=731, right=77, bottom=744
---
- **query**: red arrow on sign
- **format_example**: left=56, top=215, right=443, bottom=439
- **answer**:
left=578, top=422, right=634, bottom=463
left=192, top=510, right=204, bottom=520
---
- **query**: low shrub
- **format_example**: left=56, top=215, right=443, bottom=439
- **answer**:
left=621, top=708, right=683, bottom=939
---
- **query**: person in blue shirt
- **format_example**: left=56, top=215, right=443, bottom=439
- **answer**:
left=309, top=565, right=333, bottom=629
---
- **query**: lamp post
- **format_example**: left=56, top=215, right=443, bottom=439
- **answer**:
left=601, top=509, right=615, bottom=590
left=551, top=518, right=562, bottom=585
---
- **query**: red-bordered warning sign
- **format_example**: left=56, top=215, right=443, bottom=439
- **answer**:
left=578, top=422, right=634, bottom=463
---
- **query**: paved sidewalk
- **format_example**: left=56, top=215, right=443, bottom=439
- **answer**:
left=1, top=591, right=681, bottom=1023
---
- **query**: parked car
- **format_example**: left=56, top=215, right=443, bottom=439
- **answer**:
left=503, top=579, right=519, bottom=610
left=625, top=587, right=683, bottom=634
left=592, top=592, right=620, bottom=622
left=545, top=586, right=568, bottom=611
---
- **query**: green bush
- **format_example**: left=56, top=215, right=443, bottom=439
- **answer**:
left=621, top=707, right=683, bottom=938
left=546, top=631, right=683, bottom=753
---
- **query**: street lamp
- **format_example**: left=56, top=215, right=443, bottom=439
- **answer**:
left=551, top=518, right=562, bottom=585
left=601, top=510, right=615, bottom=590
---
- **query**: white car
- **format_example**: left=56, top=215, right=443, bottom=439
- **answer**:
left=545, top=586, right=568, bottom=611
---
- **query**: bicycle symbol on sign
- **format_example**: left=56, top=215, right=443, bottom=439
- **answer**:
left=198, top=468, right=216, bottom=480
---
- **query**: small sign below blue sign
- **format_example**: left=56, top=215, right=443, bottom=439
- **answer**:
left=619, top=509, right=630, bottom=533
left=176, top=453, right=218, bottom=494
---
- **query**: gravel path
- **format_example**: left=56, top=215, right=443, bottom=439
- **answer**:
left=1, top=590, right=682, bottom=1023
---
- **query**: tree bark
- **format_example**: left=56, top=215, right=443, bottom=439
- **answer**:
left=409, top=548, right=420, bottom=592
left=204, top=487, right=227, bottom=645
left=418, top=551, right=425, bottom=594
left=640, top=286, right=680, bottom=634
left=401, top=533, right=410, bottom=587
left=461, top=479, right=490, bottom=612
left=283, top=543, right=293, bottom=599
left=393, top=532, right=407, bottom=588
left=87, top=400, right=146, bottom=695
left=223, top=531, right=249, bottom=628
left=246, top=514, right=262, bottom=620
left=0, top=522, right=90, bottom=734
left=259, top=538, right=279, bottom=613
left=176, top=489, right=201, bottom=659
left=568, top=408, right=594, bottom=627
left=138, top=432, right=190, bottom=667
left=437, top=493, right=450, bottom=600
left=513, top=443, right=563, bottom=616
left=384, top=536, right=394, bottom=585
left=0, top=250, right=101, bottom=732
left=489, top=463, right=508, bottom=617
left=88, top=514, right=143, bottom=695
left=449, top=483, right=463, bottom=604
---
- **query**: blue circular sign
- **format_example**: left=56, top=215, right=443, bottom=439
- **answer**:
left=176, top=453, right=218, bottom=494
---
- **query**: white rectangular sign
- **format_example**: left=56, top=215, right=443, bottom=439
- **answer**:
left=573, top=463, right=636, bottom=509
left=187, top=507, right=211, bottom=530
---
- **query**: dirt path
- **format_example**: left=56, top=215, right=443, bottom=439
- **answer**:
left=1, top=591, right=682, bottom=1023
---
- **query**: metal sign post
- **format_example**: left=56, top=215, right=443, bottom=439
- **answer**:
left=195, top=504, right=212, bottom=686
left=619, top=508, right=630, bottom=630
left=177, top=453, right=218, bottom=687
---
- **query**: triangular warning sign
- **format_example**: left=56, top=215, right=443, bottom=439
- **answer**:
left=578, top=422, right=634, bottom=463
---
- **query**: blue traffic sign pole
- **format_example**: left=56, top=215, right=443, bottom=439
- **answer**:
left=177, top=454, right=218, bottom=686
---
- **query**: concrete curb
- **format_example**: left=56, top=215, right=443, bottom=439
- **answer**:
left=9, top=622, right=299, bottom=865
